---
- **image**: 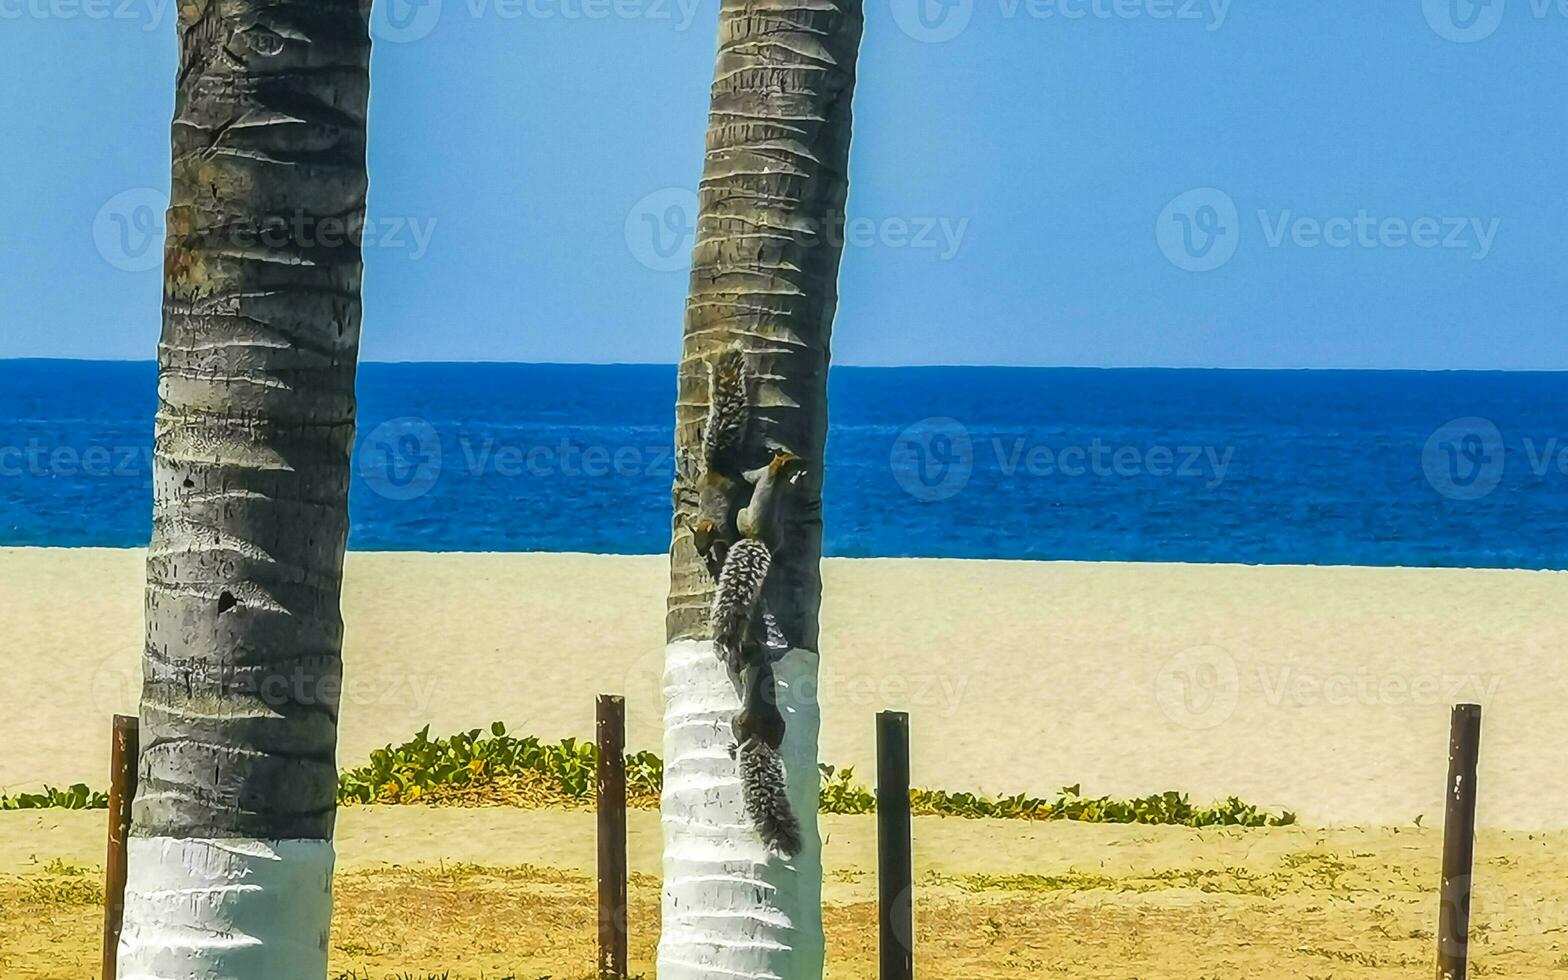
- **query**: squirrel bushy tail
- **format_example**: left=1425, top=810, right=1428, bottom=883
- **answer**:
left=711, top=538, right=771, bottom=672
left=732, top=654, right=800, bottom=857
left=704, top=346, right=749, bottom=469
left=738, top=737, right=802, bottom=857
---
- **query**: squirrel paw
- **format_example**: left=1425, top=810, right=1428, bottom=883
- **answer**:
left=761, top=612, right=788, bottom=654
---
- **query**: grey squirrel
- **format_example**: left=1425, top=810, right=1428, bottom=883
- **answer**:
left=691, top=347, right=750, bottom=581
left=712, top=455, right=801, bottom=674
left=698, top=344, right=807, bottom=857
left=731, top=652, right=803, bottom=857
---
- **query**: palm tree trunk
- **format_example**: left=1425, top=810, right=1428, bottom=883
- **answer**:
left=661, top=2, right=863, bottom=977
left=117, top=2, right=371, bottom=976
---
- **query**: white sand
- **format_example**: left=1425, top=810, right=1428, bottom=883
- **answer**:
left=3, top=548, right=1565, bottom=828
left=8, top=805, right=1555, bottom=881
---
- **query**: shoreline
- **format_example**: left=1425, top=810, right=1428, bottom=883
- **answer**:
left=6, top=543, right=1565, bottom=573
left=3, top=548, right=1565, bottom=829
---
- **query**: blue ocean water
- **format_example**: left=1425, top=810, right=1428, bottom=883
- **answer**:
left=2, top=360, right=1566, bottom=569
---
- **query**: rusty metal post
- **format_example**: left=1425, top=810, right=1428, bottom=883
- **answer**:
left=596, top=695, right=629, bottom=978
left=1437, top=703, right=1482, bottom=980
left=101, top=714, right=139, bottom=980
left=878, top=710, right=914, bottom=980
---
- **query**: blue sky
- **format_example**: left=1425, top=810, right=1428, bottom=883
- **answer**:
left=1, top=0, right=1565, bottom=368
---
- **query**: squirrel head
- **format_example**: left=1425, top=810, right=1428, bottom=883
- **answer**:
left=692, top=517, right=719, bottom=553
left=768, top=451, right=807, bottom=484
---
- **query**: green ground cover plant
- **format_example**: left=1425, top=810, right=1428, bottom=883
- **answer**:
left=3, top=724, right=1295, bottom=828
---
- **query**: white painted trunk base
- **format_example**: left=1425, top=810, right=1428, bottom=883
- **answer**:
left=118, top=837, right=335, bottom=980
left=659, top=640, right=825, bottom=980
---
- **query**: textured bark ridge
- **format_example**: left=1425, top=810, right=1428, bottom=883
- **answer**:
left=661, top=2, right=862, bottom=978
left=668, top=0, right=864, bottom=653
left=134, top=0, right=371, bottom=842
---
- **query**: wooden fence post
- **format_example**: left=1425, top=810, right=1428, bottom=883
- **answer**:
left=101, top=714, right=138, bottom=980
left=596, top=694, right=629, bottom=979
left=1437, top=703, right=1482, bottom=980
left=877, top=710, right=914, bottom=980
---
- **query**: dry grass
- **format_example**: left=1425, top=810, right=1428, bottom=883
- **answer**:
left=4, top=832, right=1568, bottom=980
left=395, top=771, right=663, bottom=812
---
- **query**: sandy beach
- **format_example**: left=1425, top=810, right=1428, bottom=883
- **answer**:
left=5, top=808, right=1567, bottom=978
left=3, top=547, right=1566, bottom=828
left=4, top=547, right=1568, bottom=977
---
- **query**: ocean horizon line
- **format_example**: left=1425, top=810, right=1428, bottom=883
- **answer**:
left=4, top=357, right=1568, bottom=376
left=2, top=544, right=1557, bottom=577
